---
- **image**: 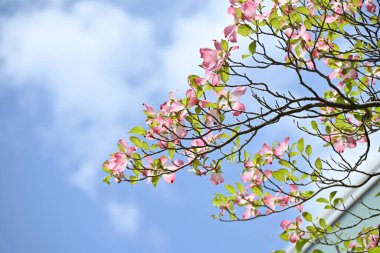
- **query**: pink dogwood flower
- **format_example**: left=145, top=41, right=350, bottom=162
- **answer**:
left=274, top=137, right=290, bottom=157
left=364, top=0, right=376, bottom=13
left=210, top=172, right=224, bottom=185
left=224, top=24, right=238, bottom=43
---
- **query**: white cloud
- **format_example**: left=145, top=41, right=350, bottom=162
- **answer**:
left=0, top=1, right=152, bottom=120
left=0, top=1, right=156, bottom=197
left=106, top=201, right=142, bottom=235
left=159, top=0, right=231, bottom=92
left=69, top=162, right=98, bottom=199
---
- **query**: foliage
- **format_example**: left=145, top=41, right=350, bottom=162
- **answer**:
left=103, top=0, right=380, bottom=251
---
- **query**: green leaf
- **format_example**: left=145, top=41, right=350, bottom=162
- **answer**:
left=130, top=136, right=142, bottom=148
left=301, top=190, right=314, bottom=198
left=236, top=182, right=245, bottom=193
left=272, top=169, right=289, bottom=182
left=319, top=218, right=326, bottom=228
left=221, top=39, right=228, bottom=51
left=220, top=66, right=230, bottom=83
left=248, top=41, right=257, bottom=55
left=129, top=126, right=147, bottom=136
left=329, top=191, right=337, bottom=201
left=251, top=185, right=263, bottom=196
left=369, top=247, right=380, bottom=253
left=296, top=6, right=309, bottom=15
left=296, top=239, right=308, bottom=253
left=311, top=120, right=318, bottom=131
left=237, top=24, right=253, bottom=36
left=103, top=175, right=112, bottom=185
left=312, top=249, right=324, bottom=253
left=306, top=145, right=312, bottom=156
left=316, top=197, right=329, bottom=204
left=242, top=54, right=250, bottom=59
left=315, top=158, right=322, bottom=170
left=297, top=138, right=304, bottom=152
left=302, top=212, right=313, bottom=222
left=225, top=184, right=236, bottom=195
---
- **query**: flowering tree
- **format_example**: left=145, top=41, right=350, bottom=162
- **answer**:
left=103, top=0, right=380, bottom=252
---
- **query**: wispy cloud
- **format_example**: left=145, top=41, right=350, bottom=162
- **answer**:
left=106, top=201, right=142, bottom=235
left=0, top=1, right=156, bottom=197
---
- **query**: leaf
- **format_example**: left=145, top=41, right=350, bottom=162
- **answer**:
left=130, top=136, right=142, bottom=148
left=103, top=175, right=112, bottom=185
left=220, top=66, right=230, bottom=83
left=329, top=191, right=337, bottom=201
left=306, top=145, right=312, bottom=156
left=248, top=41, right=257, bottom=55
left=237, top=24, right=253, bottom=36
left=236, top=182, right=245, bottom=193
left=369, top=247, right=380, bottom=253
left=221, top=39, right=228, bottom=51
left=301, top=190, right=314, bottom=198
left=319, top=218, right=326, bottom=228
left=311, top=120, right=318, bottom=131
left=297, top=138, right=304, bottom=152
left=302, top=212, right=313, bottom=222
left=296, top=6, right=309, bottom=15
left=242, top=54, right=251, bottom=59
left=225, top=184, right=236, bottom=195
left=316, top=197, right=329, bottom=204
left=251, top=185, right=263, bottom=196
left=315, top=158, right=322, bottom=170
left=272, top=169, right=289, bottom=182
left=296, top=239, right=308, bottom=253
left=129, top=126, right=147, bottom=136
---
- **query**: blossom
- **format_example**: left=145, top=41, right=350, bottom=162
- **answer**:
left=210, top=172, right=224, bottom=185
left=224, top=24, right=238, bottom=43
left=284, top=25, right=312, bottom=41
left=163, top=173, right=176, bottom=184
left=221, top=86, right=247, bottom=116
left=258, top=143, right=274, bottom=164
left=274, top=137, right=289, bottom=157
left=200, top=40, right=224, bottom=73
left=364, top=0, right=376, bottom=13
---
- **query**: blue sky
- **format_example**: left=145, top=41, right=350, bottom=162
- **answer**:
left=1, top=1, right=379, bottom=253
left=0, top=1, right=292, bottom=252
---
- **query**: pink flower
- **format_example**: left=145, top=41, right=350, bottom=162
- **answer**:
left=316, top=38, right=331, bottom=51
left=348, top=242, right=356, bottom=250
left=281, top=220, right=292, bottom=230
left=118, top=139, right=137, bottom=157
left=258, top=143, right=274, bottom=164
left=277, top=196, right=290, bottom=206
left=289, top=233, right=299, bottom=243
left=224, top=24, right=238, bottom=43
left=104, top=152, right=128, bottom=178
left=264, top=194, right=276, bottom=210
left=364, top=0, right=376, bottom=13
left=163, top=173, right=176, bottom=184
left=242, top=170, right=255, bottom=183
left=200, top=40, right=224, bottom=73
left=274, top=137, right=289, bottom=157
left=221, top=86, right=247, bottom=116
left=289, top=184, right=298, bottom=193
left=241, top=1, right=257, bottom=21
left=186, top=89, right=198, bottom=108
left=333, top=136, right=357, bottom=153
left=284, top=25, right=311, bottom=41
left=210, top=172, right=224, bottom=185
left=227, top=5, right=238, bottom=22
left=242, top=207, right=252, bottom=219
